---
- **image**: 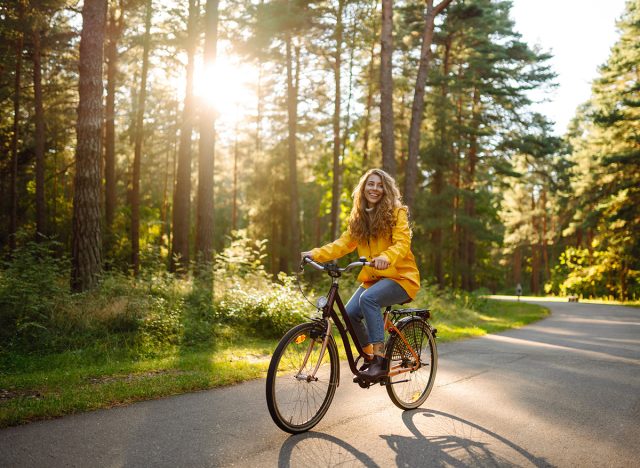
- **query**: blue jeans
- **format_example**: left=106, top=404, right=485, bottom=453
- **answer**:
left=345, top=279, right=410, bottom=345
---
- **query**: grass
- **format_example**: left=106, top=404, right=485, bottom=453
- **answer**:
left=431, top=297, right=550, bottom=341
left=0, top=298, right=548, bottom=428
left=0, top=339, right=273, bottom=428
left=488, top=295, right=640, bottom=307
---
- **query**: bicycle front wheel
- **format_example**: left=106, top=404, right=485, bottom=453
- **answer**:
left=266, top=322, right=339, bottom=434
left=386, top=318, right=437, bottom=409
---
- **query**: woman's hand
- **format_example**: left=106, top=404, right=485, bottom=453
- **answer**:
left=371, top=255, right=390, bottom=270
left=300, top=251, right=313, bottom=262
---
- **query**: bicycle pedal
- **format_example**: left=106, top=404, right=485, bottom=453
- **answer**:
left=353, top=375, right=373, bottom=389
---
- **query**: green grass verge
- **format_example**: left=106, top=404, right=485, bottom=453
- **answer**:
left=488, top=295, right=640, bottom=307
left=0, top=299, right=547, bottom=428
left=433, top=300, right=549, bottom=341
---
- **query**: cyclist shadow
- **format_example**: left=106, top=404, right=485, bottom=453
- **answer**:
left=277, top=431, right=378, bottom=468
left=383, top=409, right=553, bottom=467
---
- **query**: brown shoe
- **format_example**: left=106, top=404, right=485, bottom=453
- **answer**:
left=360, top=355, right=388, bottom=382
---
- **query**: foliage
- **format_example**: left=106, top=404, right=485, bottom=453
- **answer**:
left=0, top=0, right=637, bottom=305
left=0, top=235, right=69, bottom=351
left=0, top=233, right=311, bottom=355
left=546, top=245, right=639, bottom=300
left=553, top=1, right=640, bottom=300
left=213, top=230, right=310, bottom=338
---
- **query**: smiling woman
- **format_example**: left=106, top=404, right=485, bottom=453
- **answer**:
left=193, top=54, right=258, bottom=126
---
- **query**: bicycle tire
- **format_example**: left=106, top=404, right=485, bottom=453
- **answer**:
left=266, top=322, right=339, bottom=434
left=385, top=317, right=437, bottom=410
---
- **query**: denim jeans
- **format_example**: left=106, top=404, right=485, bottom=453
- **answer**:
left=345, top=279, right=410, bottom=345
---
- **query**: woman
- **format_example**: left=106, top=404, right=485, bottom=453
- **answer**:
left=301, top=168, right=420, bottom=382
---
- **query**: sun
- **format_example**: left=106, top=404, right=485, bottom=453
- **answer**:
left=193, top=54, right=258, bottom=126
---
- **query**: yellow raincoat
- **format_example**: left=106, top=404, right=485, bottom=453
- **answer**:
left=309, top=208, right=420, bottom=299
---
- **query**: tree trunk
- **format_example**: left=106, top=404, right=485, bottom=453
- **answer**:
left=431, top=168, right=444, bottom=287
left=232, top=120, right=239, bottom=231
left=130, top=0, right=152, bottom=276
left=341, top=7, right=357, bottom=162
left=159, top=127, right=174, bottom=245
left=33, top=23, right=46, bottom=238
left=362, top=35, right=376, bottom=168
left=255, top=63, right=263, bottom=157
left=379, top=0, right=395, bottom=176
left=285, top=34, right=301, bottom=271
left=530, top=193, right=539, bottom=294
left=171, top=0, right=198, bottom=272
left=431, top=33, right=452, bottom=289
left=71, top=0, right=107, bottom=292
left=330, top=0, right=344, bottom=240
left=513, top=245, right=522, bottom=286
left=104, top=3, right=124, bottom=243
left=463, top=86, right=480, bottom=291
left=451, top=82, right=463, bottom=289
left=195, top=0, right=219, bottom=267
left=10, top=4, right=24, bottom=250
left=404, top=0, right=454, bottom=212
left=541, top=187, right=549, bottom=281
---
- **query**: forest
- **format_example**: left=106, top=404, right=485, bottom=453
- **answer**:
left=0, top=0, right=638, bottom=308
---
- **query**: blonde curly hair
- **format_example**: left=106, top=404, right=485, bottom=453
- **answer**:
left=347, top=168, right=406, bottom=243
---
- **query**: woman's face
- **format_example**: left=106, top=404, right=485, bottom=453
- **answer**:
left=363, top=173, right=384, bottom=207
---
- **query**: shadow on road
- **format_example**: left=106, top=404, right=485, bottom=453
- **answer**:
left=382, top=409, right=553, bottom=467
left=277, top=431, right=378, bottom=467
left=275, top=409, right=553, bottom=468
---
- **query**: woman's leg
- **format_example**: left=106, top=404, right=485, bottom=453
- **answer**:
left=344, top=287, right=368, bottom=348
left=359, top=280, right=409, bottom=381
left=358, top=279, right=410, bottom=344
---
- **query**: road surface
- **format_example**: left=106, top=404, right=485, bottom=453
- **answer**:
left=1, top=300, right=639, bottom=467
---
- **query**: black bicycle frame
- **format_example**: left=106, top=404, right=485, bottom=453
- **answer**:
left=321, top=280, right=366, bottom=376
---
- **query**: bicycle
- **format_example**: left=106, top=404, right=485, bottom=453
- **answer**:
left=266, top=257, right=438, bottom=434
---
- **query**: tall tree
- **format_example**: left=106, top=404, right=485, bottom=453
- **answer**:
left=31, top=6, right=46, bottom=237
left=71, top=0, right=107, bottom=291
left=379, top=0, right=395, bottom=176
left=329, top=0, right=345, bottom=240
left=403, top=0, right=454, bottom=212
left=171, top=0, right=198, bottom=272
left=9, top=0, right=24, bottom=250
left=130, top=0, right=152, bottom=275
left=104, top=0, right=125, bottom=244
left=195, top=0, right=219, bottom=267
left=559, top=0, right=640, bottom=299
left=285, top=31, right=301, bottom=270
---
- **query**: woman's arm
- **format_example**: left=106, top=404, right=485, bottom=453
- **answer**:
left=307, top=230, right=358, bottom=263
left=378, top=208, right=411, bottom=266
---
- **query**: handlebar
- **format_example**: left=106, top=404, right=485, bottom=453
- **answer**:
left=301, top=256, right=371, bottom=273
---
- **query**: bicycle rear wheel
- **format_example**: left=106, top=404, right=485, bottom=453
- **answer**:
left=266, top=322, right=339, bottom=434
left=385, top=318, right=437, bottom=409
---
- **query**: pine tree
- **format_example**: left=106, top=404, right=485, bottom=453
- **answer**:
left=71, top=0, right=107, bottom=291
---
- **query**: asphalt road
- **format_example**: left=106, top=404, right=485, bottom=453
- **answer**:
left=1, top=300, right=639, bottom=467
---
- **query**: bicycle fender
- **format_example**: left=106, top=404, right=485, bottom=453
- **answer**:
left=392, top=315, right=422, bottom=330
left=395, top=315, right=437, bottom=338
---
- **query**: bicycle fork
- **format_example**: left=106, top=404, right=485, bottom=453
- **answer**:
left=295, top=319, right=333, bottom=382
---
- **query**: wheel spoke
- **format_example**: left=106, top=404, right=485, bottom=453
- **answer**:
left=266, top=323, right=338, bottom=433
left=386, top=319, right=437, bottom=409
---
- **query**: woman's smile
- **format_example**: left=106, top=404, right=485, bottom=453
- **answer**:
left=364, top=174, right=384, bottom=207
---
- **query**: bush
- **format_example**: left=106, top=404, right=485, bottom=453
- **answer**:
left=0, top=238, right=70, bottom=351
left=215, top=272, right=309, bottom=338
left=0, top=231, right=313, bottom=356
left=210, top=231, right=312, bottom=338
left=546, top=246, right=639, bottom=300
